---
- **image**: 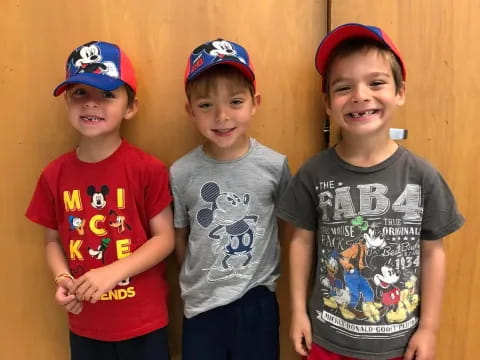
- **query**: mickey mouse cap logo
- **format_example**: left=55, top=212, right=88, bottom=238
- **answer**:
left=184, top=38, right=255, bottom=90
left=53, top=41, right=136, bottom=96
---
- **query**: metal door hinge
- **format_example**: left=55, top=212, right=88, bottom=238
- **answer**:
left=390, top=128, right=408, bottom=140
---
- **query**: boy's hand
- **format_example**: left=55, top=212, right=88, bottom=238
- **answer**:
left=72, top=267, right=119, bottom=304
left=403, top=327, right=436, bottom=360
left=290, top=310, right=312, bottom=356
left=54, top=278, right=83, bottom=315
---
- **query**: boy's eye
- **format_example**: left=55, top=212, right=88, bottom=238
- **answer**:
left=334, top=85, right=350, bottom=93
left=71, top=88, right=86, bottom=96
left=231, top=98, right=244, bottom=106
left=198, top=102, right=213, bottom=109
left=103, top=91, right=116, bottom=98
left=370, top=80, right=386, bottom=87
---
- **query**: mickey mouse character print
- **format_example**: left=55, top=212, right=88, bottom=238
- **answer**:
left=196, top=182, right=264, bottom=282
left=68, top=41, right=119, bottom=78
left=192, top=39, right=248, bottom=66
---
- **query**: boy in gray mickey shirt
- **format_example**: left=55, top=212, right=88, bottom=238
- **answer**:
left=169, top=38, right=291, bottom=360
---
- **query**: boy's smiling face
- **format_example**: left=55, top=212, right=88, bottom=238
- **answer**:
left=65, top=84, right=137, bottom=140
left=186, top=75, right=260, bottom=161
left=325, top=48, right=405, bottom=138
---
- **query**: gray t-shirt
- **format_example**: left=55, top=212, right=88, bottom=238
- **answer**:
left=170, top=138, right=291, bottom=318
left=277, top=146, right=464, bottom=360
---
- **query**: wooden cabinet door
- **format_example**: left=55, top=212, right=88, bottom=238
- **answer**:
left=0, top=1, right=326, bottom=359
left=329, top=1, right=478, bottom=358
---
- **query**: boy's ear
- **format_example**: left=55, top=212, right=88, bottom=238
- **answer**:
left=124, top=97, right=139, bottom=120
left=185, top=100, right=194, bottom=117
left=251, top=92, right=261, bottom=116
left=63, top=92, right=70, bottom=109
left=324, top=93, right=332, bottom=116
left=254, top=92, right=261, bottom=106
left=396, top=81, right=406, bottom=106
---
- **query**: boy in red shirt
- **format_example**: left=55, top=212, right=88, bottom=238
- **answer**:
left=26, top=41, right=174, bottom=360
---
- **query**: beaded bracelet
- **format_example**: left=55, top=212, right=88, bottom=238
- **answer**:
left=54, top=273, right=74, bottom=284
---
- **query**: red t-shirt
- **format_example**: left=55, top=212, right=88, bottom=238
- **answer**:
left=26, top=140, right=172, bottom=341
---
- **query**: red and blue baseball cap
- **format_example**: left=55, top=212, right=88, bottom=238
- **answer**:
left=315, top=23, right=406, bottom=92
left=53, top=41, right=136, bottom=96
left=184, top=38, right=255, bottom=90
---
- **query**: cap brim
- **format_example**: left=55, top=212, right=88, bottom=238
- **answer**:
left=53, top=73, right=124, bottom=96
left=187, top=60, right=255, bottom=85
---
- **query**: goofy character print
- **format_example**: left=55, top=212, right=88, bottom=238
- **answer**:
left=339, top=216, right=386, bottom=322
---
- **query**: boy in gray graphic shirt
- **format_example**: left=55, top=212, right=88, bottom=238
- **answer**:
left=278, top=23, right=464, bottom=360
left=170, top=39, right=291, bottom=360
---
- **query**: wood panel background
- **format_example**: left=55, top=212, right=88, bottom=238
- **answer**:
left=0, top=1, right=326, bottom=359
left=2, top=0, right=478, bottom=359
left=330, top=1, right=479, bottom=359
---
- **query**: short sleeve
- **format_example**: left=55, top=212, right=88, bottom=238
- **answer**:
left=274, top=158, right=292, bottom=204
left=169, top=168, right=189, bottom=229
left=421, top=171, right=464, bottom=240
left=144, top=160, right=172, bottom=220
left=25, top=172, right=58, bottom=229
left=277, top=166, right=319, bottom=231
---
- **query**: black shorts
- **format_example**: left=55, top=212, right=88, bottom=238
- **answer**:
left=182, top=286, right=279, bottom=360
left=70, top=326, right=170, bottom=360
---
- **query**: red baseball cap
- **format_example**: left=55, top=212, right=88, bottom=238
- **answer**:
left=315, top=23, right=406, bottom=92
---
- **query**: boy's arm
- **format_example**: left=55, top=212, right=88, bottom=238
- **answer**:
left=290, top=227, right=315, bottom=357
left=72, top=205, right=175, bottom=303
left=45, top=228, right=83, bottom=314
left=174, top=227, right=189, bottom=265
left=404, top=238, right=445, bottom=360
left=45, top=228, right=71, bottom=278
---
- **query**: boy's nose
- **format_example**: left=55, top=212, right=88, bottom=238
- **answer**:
left=351, top=85, right=370, bottom=103
left=215, top=107, right=230, bottom=122
left=83, top=99, right=99, bottom=108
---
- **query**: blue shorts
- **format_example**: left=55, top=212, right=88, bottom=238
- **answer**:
left=70, top=326, right=170, bottom=360
left=182, top=286, right=279, bottom=360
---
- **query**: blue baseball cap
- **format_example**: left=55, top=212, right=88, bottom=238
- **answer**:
left=184, top=38, right=255, bottom=90
left=53, top=41, right=136, bottom=96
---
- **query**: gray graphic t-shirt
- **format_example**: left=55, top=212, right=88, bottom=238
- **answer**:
left=277, top=146, right=464, bottom=360
left=170, top=138, right=291, bottom=318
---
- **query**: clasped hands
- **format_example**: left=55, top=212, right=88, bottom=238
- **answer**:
left=54, top=267, right=119, bottom=314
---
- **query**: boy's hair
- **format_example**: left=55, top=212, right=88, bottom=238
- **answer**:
left=315, top=23, right=406, bottom=94
left=184, top=38, right=256, bottom=97
left=124, top=84, right=136, bottom=107
left=186, top=64, right=255, bottom=99
left=53, top=40, right=137, bottom=97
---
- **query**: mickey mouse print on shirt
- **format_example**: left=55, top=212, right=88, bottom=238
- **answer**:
left=63, top=184, right=135, bottom=301
left=196, top=182, right=265, bottom=282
